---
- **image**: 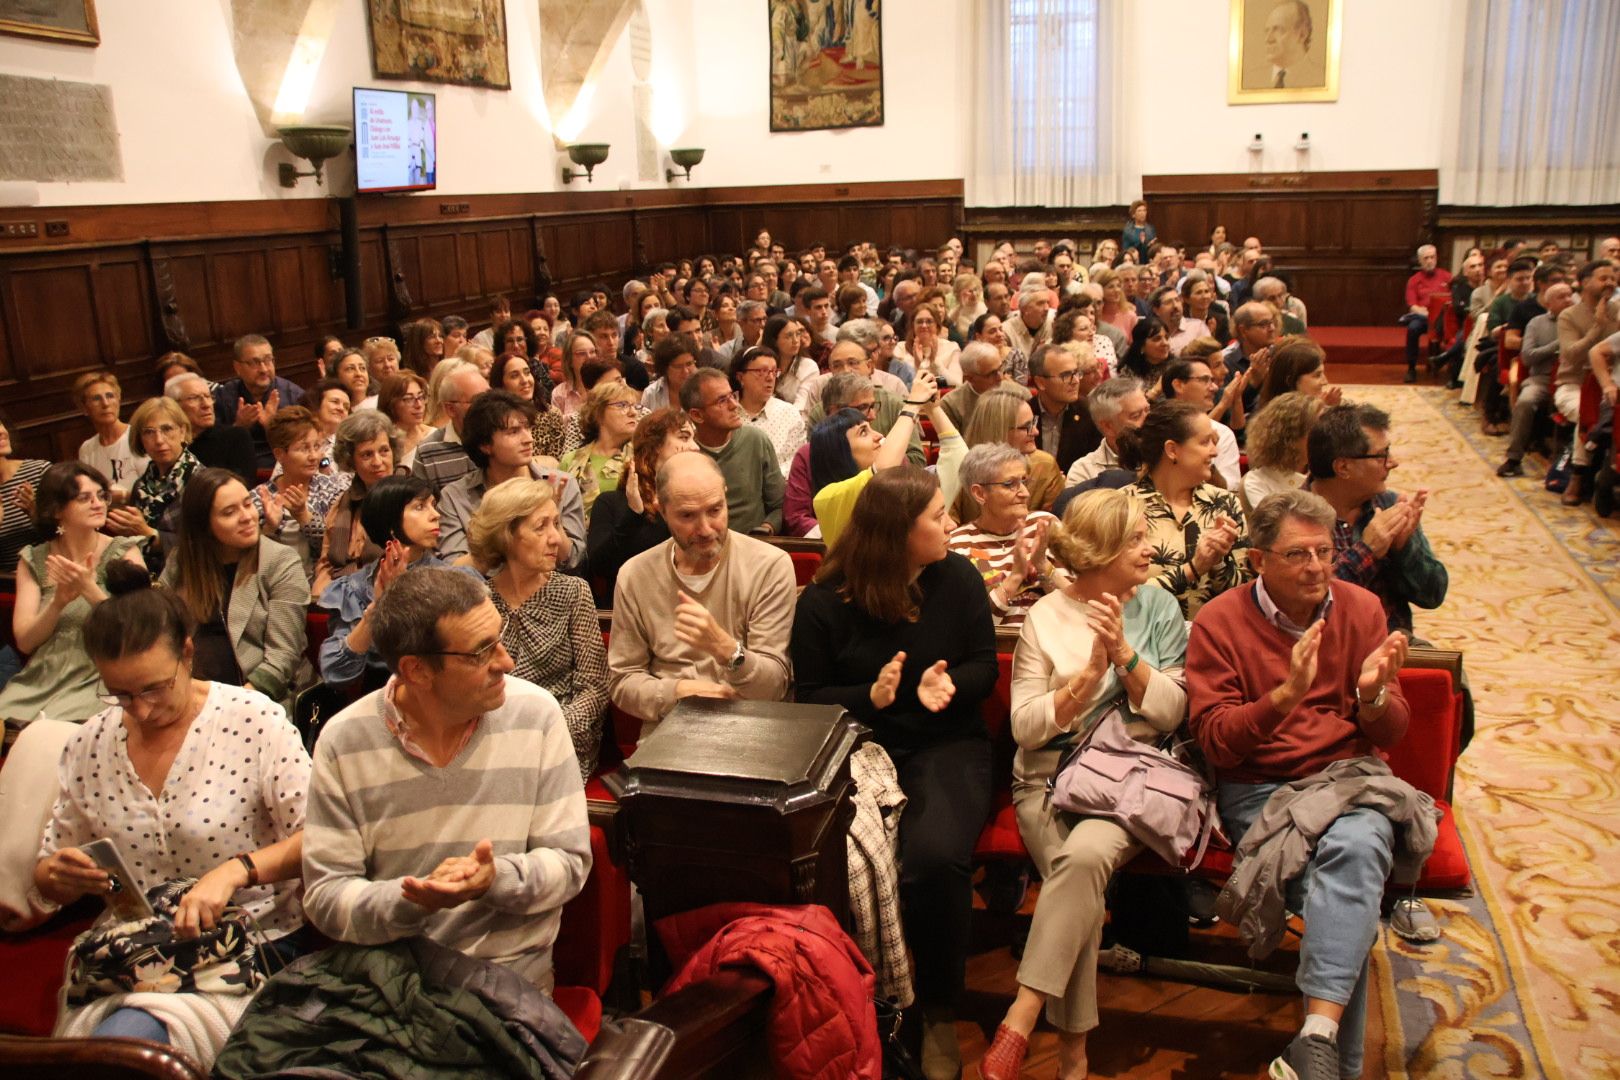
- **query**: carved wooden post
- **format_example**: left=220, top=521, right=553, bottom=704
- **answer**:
left=531, top=216, right=553, bottom=303
left=381, top=224, right=412, bottom=332
left=145, top=242, right=191, bottom=354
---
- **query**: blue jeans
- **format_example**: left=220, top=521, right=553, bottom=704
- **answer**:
left=1218, top=782, right=1395, bottom=1080
left=93, top=1006, right=169, bottom=1043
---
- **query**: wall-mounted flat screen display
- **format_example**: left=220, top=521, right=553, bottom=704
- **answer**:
left=353, top=87, right=436, bottom=194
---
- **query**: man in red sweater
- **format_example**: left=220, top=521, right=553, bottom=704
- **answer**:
left=1188, top=489, right=1409, bottom=1080
left=1401, top=244, right=1454, bottom=383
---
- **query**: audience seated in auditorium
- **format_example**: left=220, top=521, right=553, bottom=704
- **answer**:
left=1307, top=403, right=1447, bottom=637
left=1402, top=243, right=1453, bottom=383
left=1160, top=358, right=1242, bottom=489
left=956, top=387, right=1062, bottom=521
left=359, top=336, right=401, bottom=411
left=1253, top=276, right=1306, bottom=336
left=1189, top=489, right=1419, bottom=1080
left=1065, top=376, right=1149, bottom=487
left=1180, top=337, right=1245, bottom=436
left=304, top=566, right=589, bottom=994
left=0, top=413, right=50, bottom=576
left=607, top=452, right=795, bottom=739
left=894, top=304, right=963, bottom=387
left=684, top=368, right=785, bottom=535
left=1497, top=282, right=1574, bottom=477
left=333, top=346, right=371, bottom=407
left=401, top=318, right=445, bottom=375
left=1552, top=259, right=1618, bottom=505
left=23, top=564, right=309, bottom=1062
left=1, top=463, right=145, bottom=730
left=1004, top=281, right=1055, bottom=365
left=791, top=464, right=999, bottom=1080
left=1148, top=286, right=1205, bottom=357
left=73, top=371, right=147, bottom=497
left=1221, top=302, right=1279, bottom=414
left=467, top=476, right=607, bottom=782
left=490, top=351, right=566, bottom=461
left=109, top=395, right=200, bottom=574
left=163, top=468, right=310, bottom=709
left=729, top=346, right=806, bottom=476
left=379, top=372, right=435, bottom=469
left=1120, top=317, right=1173, bottom=389
left=252, top=406, right=325, bottom=572
left=586, top=408, right=698, bottom=598
left=1181, top=271, right=1230, bottom=346
left=1240, top=391, right=1324, bottom=520
left=641, top=328, right=705, bottom=414
left=1258, top=337, right=1343, bottom=410
left=1121, top=399, right=1252, bottom=619
left=304, top=377, right=350, bottom=470
left=318, top=476, right=471, bottom=688
left=979, top=487, right=1188, bottom=1080
left=166, top=372, right=257, bottom=486
left=558, top=380, right=639, bottom=522
left=947, top=443, right=1070, bottom=628
left=310, top=410, right=406, bottom=597
left=945, top=341, right=1031, bottom=431
left=811, top=370, right=957, bottom=547
left=1028, top=342, right=1103, bottom=474
left=215, top=334, right=307, bottom=470
left=437, top=391, right=584, bottom=566
left=410, top=364, right=492, bottom=491
left=552, top=331, right=599, bottom=418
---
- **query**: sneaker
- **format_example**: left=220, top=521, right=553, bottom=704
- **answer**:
left=1270, top=1032, right=1340, bottom=1080
left=1391, top=896, right=1442, bottom=943
left=1496, top=458, right=1524, bottom=478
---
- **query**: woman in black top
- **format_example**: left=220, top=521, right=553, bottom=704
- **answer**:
left=790, top=463, right=998, bottom=1078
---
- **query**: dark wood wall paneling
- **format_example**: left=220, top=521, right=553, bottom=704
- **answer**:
left=0, top=181, right=963, bottom=459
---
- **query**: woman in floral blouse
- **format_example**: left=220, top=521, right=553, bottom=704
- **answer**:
left=1116, top=399, right=1251, bottom=619
left=559, top=380, right=638, bottom=523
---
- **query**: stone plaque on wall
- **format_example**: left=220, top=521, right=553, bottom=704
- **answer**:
left=0, top=74, right=122, bottom=182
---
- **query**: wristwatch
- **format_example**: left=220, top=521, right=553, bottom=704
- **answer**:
left=726, top=642, right=747, bottom=672
left=1358, top=684, right=1388, bottom=710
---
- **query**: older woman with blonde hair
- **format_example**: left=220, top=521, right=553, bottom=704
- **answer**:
left=111, top=396, right=200, bottom=575
left=467, top=476, right=608, bottom=781
left=1239, top=391, right=1324, bottom=520
left=358, top=336, right=401, bottom=410
left=559, top=379, right=640, bottom=520
left=957, top=389, right=1065, bottom=521
left=979, top=486, right=1188, bottom=1080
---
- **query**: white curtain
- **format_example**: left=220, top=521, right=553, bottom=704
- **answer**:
left=966, top=0, right=1129, bottom=208
left=1446, top=0, right=1620, bottom=205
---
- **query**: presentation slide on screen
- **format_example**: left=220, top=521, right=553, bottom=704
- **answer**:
left=355, top=89, right=436, bottom=192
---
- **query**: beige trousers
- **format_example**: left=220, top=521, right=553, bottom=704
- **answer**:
left=1012, top=781, right=1142, bottom=1033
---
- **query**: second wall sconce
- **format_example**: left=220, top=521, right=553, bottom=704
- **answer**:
left=562, top=143, right=611, bottom=184
left=665, top=147, right=705, bottom=183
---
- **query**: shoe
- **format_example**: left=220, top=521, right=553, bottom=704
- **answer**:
left=1391, top=896, right=1442, bottom=943
left=976, top=1024, right=1028, bottom=1080
left=1184, top=878, right=1221, bottom=927
left=1561, top=475, right=1585, bottom=506
left=1496, top=458, right=1523, bottom=478
left=1446, top=380, right=1464, bottom=390
left=1403, top=369, right=1418, bottom=384
left=1269, top=1032, right=1340, bottom=1080
left=922, top=1008, right=963, bottom=1080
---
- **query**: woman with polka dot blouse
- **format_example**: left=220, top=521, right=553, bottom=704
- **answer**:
left=29, top=560, right=311, bottom=1059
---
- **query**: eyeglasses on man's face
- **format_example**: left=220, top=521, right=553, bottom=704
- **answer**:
left=1263, top=544, right=1335, bottom=568
left=1345, top=448, right=1393, bottom=466
left=420, top=621, right=509, bottom=665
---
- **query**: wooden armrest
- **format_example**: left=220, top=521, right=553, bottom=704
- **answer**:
left=760, top=535, right=827, bottom=555
left=0, top=1034, right=206, bottom=1080
left=1404, top=646, right=1463, bottom=681
left=574, top=967, right=774, bottom=1080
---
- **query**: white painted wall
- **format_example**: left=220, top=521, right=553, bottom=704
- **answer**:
left=0, top=0, right=1452, bottom=208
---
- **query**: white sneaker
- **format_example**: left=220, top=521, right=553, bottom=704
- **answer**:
left=1391, top=896, right=1442, bottom=943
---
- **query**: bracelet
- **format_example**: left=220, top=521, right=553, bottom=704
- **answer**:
left=899, top=410, right=919, bottom=421
left=234, top=852, right=259, bottom=888
left=1122, top=651, right=1141, bottom=674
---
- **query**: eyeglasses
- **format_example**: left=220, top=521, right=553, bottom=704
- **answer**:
left=143, top=423, right=183, bottom=439
left=98, top=658, right=184, bottom=708
left=741, top=365, right=778, bottom=377
left=1345, top=449, right=1393, bottom=465
left=706, top=390, right=740, bottom=408
left=1044, top=369, right=1081, bottom=382
left=398, top=393, right=425, bottom=406
left=239, top=356, right=276, bottom=369
left=1263, top=544, right=1335, bottom=568
left=71, top=489, right=110, bottom=505
left=604, top=400, right=639, bottom=413
left=178, top=393, right=212, bottom=407
left=1014, top=419, right=1040, bottom=433
left=982, top=477, right=1029, bottom=492
left=365, top=336, right=397, bottom=346
left=851, top=400, right=878, bottom=415
left=1182, top=374, right=1215, bottom=384
left=420, top=620, right=509, bottom=665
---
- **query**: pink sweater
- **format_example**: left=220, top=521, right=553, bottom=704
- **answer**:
left=1187, top=580, right=1408, bottom=784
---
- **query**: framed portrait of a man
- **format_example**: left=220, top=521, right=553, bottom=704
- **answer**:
left=1228, top=0, right=1340, bottom=104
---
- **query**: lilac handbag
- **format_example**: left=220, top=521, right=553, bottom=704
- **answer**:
left=1048, top=705, right=1218, bottom=870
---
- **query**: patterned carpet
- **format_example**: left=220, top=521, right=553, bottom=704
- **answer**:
left=1354, top=385, right=1620, bottom=1080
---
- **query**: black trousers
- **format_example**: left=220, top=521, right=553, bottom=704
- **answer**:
left=890, top=736, right=992, bottom=1009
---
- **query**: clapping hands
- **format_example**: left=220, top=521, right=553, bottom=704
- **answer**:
left=868, top=650, right=956, bottom=713
left=1190, top=515, right=1241, bottom=576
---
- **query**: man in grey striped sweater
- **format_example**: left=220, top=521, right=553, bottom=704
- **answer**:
left=302, top=567, right=591, bottom=992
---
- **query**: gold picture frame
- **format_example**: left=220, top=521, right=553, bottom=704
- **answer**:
left=1228, top=0, right=1340, bottom=105
left=0, top=0, right=99, bottom=46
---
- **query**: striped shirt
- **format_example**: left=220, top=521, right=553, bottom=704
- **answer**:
left=946, top=511, right=1064, bottom=628
left=302, top=677, right=591, bottom=990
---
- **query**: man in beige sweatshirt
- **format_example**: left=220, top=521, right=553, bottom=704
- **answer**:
left=607, top=453, right=796, bottom=743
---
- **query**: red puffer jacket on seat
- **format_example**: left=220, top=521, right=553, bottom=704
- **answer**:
left=657, top=902, right=880, bottom=1080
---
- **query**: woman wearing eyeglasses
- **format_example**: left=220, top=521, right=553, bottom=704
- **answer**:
left=729, top=346, right=805, bottom=476
left=378, top=372, right=435, bottom=469
left=954, top=390, right=1065, bottom=523
left=559, top=380, right=640, bottom=522
left=1120, top=399, right=1252, bottom=620
left=763, top=315, right=821, bottom=406
left=115, top=396, right=202, bottom=577
left=162, top=468, right=309, bottom=710
left=252, top=407, right=326, bottom=573
left=465, top=477, right=607, bottom=783
left=317, top=476, right=469, bottom=689
left=947, top=443, right=1068, bottom=629
left=26, top=560, right=310, bottom=1061
left=1, top=463, right=146, bottom=733
left=308, top=411, right=405, bottom=599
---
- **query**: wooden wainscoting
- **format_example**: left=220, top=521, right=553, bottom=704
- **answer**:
left=0, top=181, right=962, bottom=460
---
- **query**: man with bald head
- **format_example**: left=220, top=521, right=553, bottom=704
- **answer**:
left=1222, top=301, right=1280, bottom=413
left=607, top=451, right=796, bottom=740
left=943, top=342, right=1031, bottom=429
left=796, top=335, right=907, bottom=414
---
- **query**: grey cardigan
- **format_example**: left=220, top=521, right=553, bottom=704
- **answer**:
left=162, top=536, right=311, bottom=705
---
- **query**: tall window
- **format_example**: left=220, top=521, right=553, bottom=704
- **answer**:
left=1007, top=0, right=1100, bottom=172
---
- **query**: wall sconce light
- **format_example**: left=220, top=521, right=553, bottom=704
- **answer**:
left=562, top=143, right=611, bottom=184
left=1247, top=133, right=1265, bottom=154
left=665, top=147, right=705, bottom=183
left=276, top=125, right=351, bottom=188
left=1294, top=131, right=1311, bottom=151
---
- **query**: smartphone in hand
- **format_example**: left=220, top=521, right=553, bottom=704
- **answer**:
left=80, top=838, right=155, bottom=922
